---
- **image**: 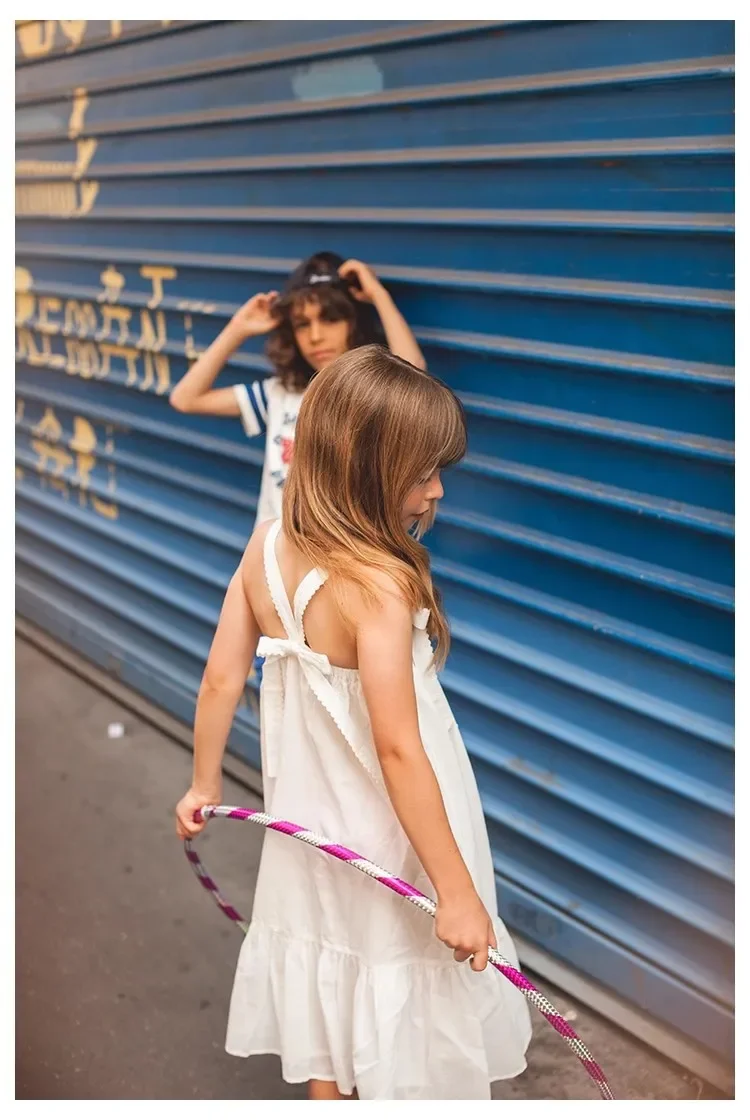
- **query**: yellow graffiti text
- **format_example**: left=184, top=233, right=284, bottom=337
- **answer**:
left=137, top=309, right=167, bottom=351
left=141, top=351, right=171, bottom=394
left=16, top=138, right=99, bottom=182
left=65, top=339, right=101, bottom=379
left=92, top=497, right=118, bottom=519
left=64, top=299, right=98, bottom=338
left=17, top=21, right=172, bottom=59
left=59, top=20, right=87, bottom=48
left=19, top=323, right=172, bottom=394
left=38, top=296, right=63, bottom=333
left=16, top=266, right=175, bottom=394
left=32, top=407, right=63, bottom=442
left=17, top=327, right=66, bottom=369
left=98, top=343, right=141, bottom=386
left=16, top=180, right=99, bottom=218
left=183, top=314, right=202, bottom=361
left=99, top=265, right=126, bottom=304
left=68, top=87, right=89, bottom=139
left=98, top=304, right=132, bottom=344
left=177, top=299, right=218, bottom=315
left=15, top=268, right=34, bottom=323
left=26, top=404, right=119, bottom=521
left=31, top=439, right=73, bottom=478
left=16, top=21, right=56, bottom=58
left=141, top=265, right=177, bottom=308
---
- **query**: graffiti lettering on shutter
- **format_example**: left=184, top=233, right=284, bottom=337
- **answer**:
left=23, top=403, right=119, bottom=521
left=17, top=21, right=173, bottom=58
left=16, top=81, right=99, bottom=218
left=16, top=265, right=175, bottom=395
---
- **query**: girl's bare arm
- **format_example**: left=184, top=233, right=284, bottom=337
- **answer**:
left=175, top=555, right=260, bottom=837
left=354, top=576, right=496, bottom=970
left=169, top=292, right=278, bottom=416
left=339, top=260, right=426, bottom=370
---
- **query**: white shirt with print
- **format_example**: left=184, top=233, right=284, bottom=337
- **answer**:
left=234, top=377, right=304, bottom=525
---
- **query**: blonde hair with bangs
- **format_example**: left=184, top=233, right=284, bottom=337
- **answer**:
left=282, top=344, right=466, bottom=666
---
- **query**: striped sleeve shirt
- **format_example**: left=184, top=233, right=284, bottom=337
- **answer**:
left=233, top=378, right=270, bottom=438
left=232, top=376, right=305, bottom=524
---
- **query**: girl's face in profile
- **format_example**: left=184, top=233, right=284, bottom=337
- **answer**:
left=402, top=469, right=445, bottom=528
left=292, top=299, right=350, bottom=371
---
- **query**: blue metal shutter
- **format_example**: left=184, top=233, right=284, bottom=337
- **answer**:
left=16, top=19, right=734, bottom=1076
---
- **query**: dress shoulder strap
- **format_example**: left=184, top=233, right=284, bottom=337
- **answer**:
left=262, top=520, right=298, bottom=639
left=293, top=567, right=328, bottom=640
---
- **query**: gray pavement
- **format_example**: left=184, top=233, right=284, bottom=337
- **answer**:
left=16, top=638, right=725, bottom=1100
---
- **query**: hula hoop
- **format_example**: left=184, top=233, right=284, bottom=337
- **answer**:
left=186, top=804, right=615, bottom=1100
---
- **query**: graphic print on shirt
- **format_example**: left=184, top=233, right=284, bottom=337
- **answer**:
left=269, top=406, right=298, bottom=490
left=235, top=379, right=304, bottom=522
left=281, top=437, right=294, bottom=465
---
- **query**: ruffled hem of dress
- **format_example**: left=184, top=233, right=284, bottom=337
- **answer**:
left=224, top=1045, right=529, bottom=1096
left=225, top=921, right=532, bottom=1100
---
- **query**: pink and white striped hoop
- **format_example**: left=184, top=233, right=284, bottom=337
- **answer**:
left=186, top=804, right=615, bottom=1100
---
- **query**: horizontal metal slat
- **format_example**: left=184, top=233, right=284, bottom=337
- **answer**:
left=463, top=454, right=733, bottom=537
left=15, top=376, right=262, bottom=466
left=494, top=873, right=733, bottom=1061
left=491, top=842, right=733, bottom=1009
left=480, top=795, right=733, bottom=948
left=434, top=556, right=732, bottom=682
left=15, top=55, right=734, bottom=141
left=439, top=506, right=732, bottom=610
left=441, top=668, right=732, bottom=816
left=15, top=443, right=248, bottom=555
left=16, top=21, right=502, bottom=102
left=15, top=247, right=733, bottom=313
left=449, top=616, right=731, bottom=747
left=464, top=728, right=732, bottom=881
left=16, top=217, right=735, bottom=301
left=16, top=533, right=216, bottom=671
left=17, top=483, right=231, bottom=594
left=16, top=508, right=222, bottom=633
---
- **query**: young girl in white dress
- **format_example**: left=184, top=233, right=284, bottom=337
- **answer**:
left=176, top=345, right=532, bottom=1100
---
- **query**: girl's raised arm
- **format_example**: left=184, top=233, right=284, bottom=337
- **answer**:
left=338, top=260, right=426, bottom=370
left=169, top=292, right=278, bottom=416
left=175, top=554, right=260, bottom=839
left=354, top=575, right=496, bottom=971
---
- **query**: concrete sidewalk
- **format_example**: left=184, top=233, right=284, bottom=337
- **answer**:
left=16, top=637, right=723, bottom=1100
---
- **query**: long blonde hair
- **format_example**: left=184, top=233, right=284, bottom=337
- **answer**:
left=282, top=344, right=466, bottom=666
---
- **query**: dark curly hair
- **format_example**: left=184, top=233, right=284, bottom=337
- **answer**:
left=266, top=252, right=385, bottom=392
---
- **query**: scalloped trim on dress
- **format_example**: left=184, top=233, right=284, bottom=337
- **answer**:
left=294, top=567, right=328, bottom=636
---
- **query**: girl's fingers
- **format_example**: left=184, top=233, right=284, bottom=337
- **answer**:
left=471, top=945, right=489, bottom=972
left=453, top=948, right=471, bottom=963
left=339, top=260, right=364, bottom=281
left=176, top=815, right=203, bottom=839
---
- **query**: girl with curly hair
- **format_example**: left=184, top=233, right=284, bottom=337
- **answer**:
left=170, top=252, right=425, bottom=525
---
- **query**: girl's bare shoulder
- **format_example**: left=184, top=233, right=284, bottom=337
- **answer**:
left=239, top=519, right=275, bottom=580
left=339, top=565, right=411, bottom=628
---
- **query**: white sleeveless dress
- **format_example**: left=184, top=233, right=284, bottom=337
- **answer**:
left=225, top=520, right=532, bottom=1099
